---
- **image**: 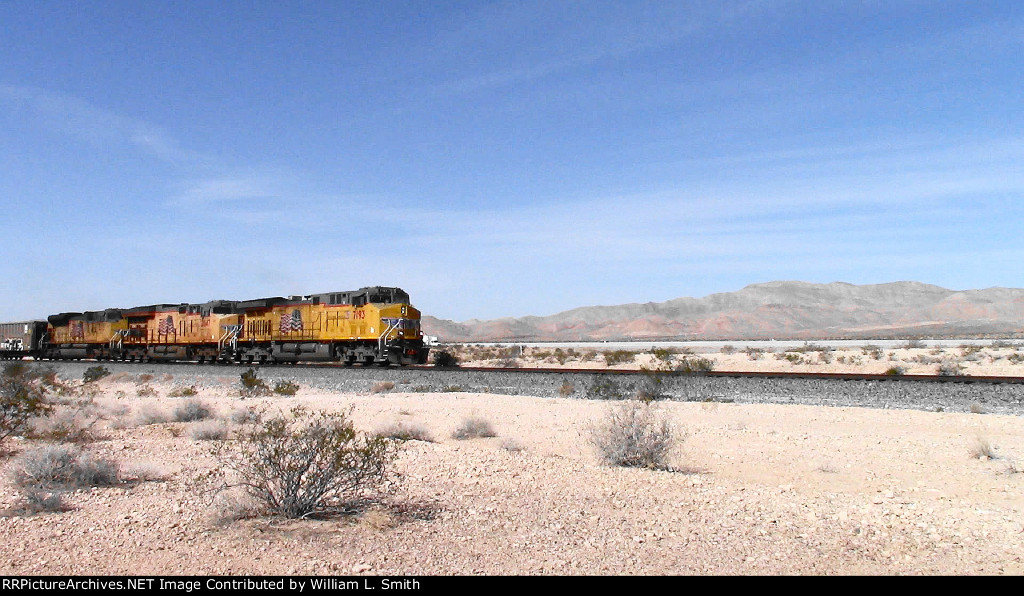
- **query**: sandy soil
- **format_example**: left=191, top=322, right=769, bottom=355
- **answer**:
left=2, top=364, right=1023, bottom=576
left=458, top=343, right=1024, bottom=377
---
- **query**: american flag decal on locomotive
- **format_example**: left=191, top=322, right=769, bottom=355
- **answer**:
left=280, top=309, right=302, bottom=333
left=158, top=315, right=174, bottom=336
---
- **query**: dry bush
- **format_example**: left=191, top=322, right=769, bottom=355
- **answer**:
left=971, top=436, right=998, bottom=460
left=10, top=444, right=119, bottom=489
left=451, top=417, right=497, bottom=440
left=135, top=404, right=171, bottom=426
left=191, top=420, right=229, bottom=441
left=208, top=407, right=399, bottom=519
left=230, top=406, right=257, bottom=425
left=375, top=422, right=434, bottom=443
left=590, top=399, right=683, bottom=470
left=558, top=381, right=575, bottom=397
left=30, top=398, right=105, bottom=443
left=174, top=399, right=214, bottom=423
left=136, top=385, right=157, bottom=398
left=371, top=381, right=396, bottom=394
left=120, top=461, right=169, bottom=482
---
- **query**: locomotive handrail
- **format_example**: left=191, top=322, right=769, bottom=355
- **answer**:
left=109, top=329, right=126, bottom=351
left=378, top=319, right=401, bottom=354
left=218, top=325, right=240, bottom=354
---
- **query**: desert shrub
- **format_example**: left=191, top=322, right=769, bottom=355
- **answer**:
left=587, top=377, right=627, bottom=400
left=135, top=404, right=171, bottom=426
left=191, top=420, right=228, bottom=441
left=635, top=370, right=670, bottom=402
left=675, top=356, right=715, bottom=374
left=136, top=374, right=154, bottom=385
left=862, top=345, right=884, bottom=360
left=31, top=398, right=104, bottom=443
left=174, top=399, right=214, bottom=422
left=590, top=399, right=682, bottom=470
left=273, top=380, right=300, bottom=396
left=209, top=407, right=399, bottom=518
left=121, top=461, right=169, bottom=482
left=971, top=436, right=998, bottom=459
left=10, top=444, right=119, bottom=489
left=136, top=385, right=157, bottom=398
left=451, top=417, right=497, bottom=440
left=371, top=381, right=395, bottom=394
left=9, top=487, right=69, bottom=514
left=230, top=406, right=258, bottom=425
left=240, top=368, right=270, bottom=397
left=558, top=381, right=575, bottom=397
left=433, top=350, right=460, bottom=368
left=375, top=422, right=434, bottom=443
left=744, top=347, right=764, bottom=360
left=884, top=366, right=906, bottom=376
left=936, top=360, right=965, bottom=377
left=719, top=345, right=736, bottom=355
left=82, top=366, right=110, bottom=384
left=168, top=385, right=198, bottom=397
left=603, top=350, right=636, bottom=366
left=1, top=362, right=54, bottom=447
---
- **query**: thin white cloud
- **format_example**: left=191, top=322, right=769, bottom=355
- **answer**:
left=0, top=84, right=201, bottom=164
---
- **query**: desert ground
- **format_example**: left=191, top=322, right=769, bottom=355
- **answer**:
left=2, top=347, right=1023, bottom=576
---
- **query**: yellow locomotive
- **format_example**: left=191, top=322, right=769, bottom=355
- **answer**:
left=36, top=286, right=429, bottom=365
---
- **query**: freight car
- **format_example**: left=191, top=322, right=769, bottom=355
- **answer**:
left=0, top=321, right=47, bottom=360
left=7, top=286, right=429, bottom=366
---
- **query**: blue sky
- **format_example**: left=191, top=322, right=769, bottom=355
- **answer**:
left=2, top=1, right=1022, bottom=321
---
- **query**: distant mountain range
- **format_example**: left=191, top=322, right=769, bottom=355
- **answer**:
left=422, top=281, right=1024, bottom=342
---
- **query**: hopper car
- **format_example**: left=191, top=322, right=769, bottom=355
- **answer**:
left=1, top=286, right=429, bottom=366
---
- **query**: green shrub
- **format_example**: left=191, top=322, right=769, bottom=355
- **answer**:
left=273, top=380, right=300, bottom=396
left=168, top=385, right=198, bottom=397
left=433, top=350, right=460, bottom=368
left=239, top=368, right=270, bottom=397
left=603, top=350, right=636, bottom=366
left=587, top=378, right=626, bottom=400
left=210, top=407, right=399, bottom=518
left=82, top=366, right=111, bottom=384
left=1, top=362, right=54, bottom=447
left=675, top=356, right=715, bottom=374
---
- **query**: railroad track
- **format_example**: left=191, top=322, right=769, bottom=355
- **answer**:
left=408, top=365, right=1024, bottom=384
left=27, top=358, right=1024, bottom=384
